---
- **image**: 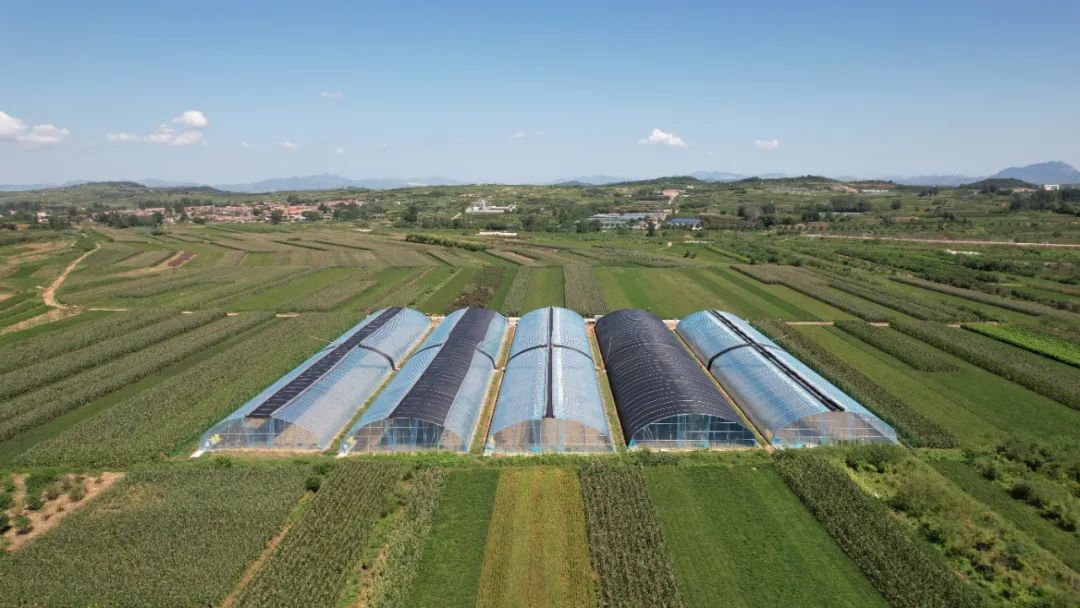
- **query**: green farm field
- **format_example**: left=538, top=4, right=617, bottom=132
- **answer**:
left=645, top=465, right=887, bottom=608
left=1, top=177, right=1079, bottom=607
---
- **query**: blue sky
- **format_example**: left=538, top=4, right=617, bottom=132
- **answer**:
left=2, top=0, right=1078, bottom=184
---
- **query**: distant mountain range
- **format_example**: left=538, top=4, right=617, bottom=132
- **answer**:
left=884, top=161, right=1080, bottom=186
left=551, top=172, right=791, bottom=185
left=0, top=174, right=463, bottom=193
left=1, top=161, right=1075, bottom=193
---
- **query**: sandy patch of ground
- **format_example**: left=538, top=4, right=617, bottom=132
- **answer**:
left=785, top=320, right=835, bottom=326
left=0, top=307, right=81, bottom=335
left=3, top=472, right=125, bottom=552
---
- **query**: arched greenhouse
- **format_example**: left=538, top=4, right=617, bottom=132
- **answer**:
left=339, top=307, right=508, bottom=454
left=676, top=310, right=897, bottom=448
left=200, top=307, right=430, bottom=452
left=594, top=308, right=757, bottom=449
left=486, top=307, right=613, bottom=453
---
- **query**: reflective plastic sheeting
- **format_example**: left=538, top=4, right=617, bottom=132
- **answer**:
left=200, top=307, right=430, bottom=451
left=340, top=308, right=508, bottom=454
left=487, top=307, right=612, bottom=453
left=676, top=310, right=897, bottom=448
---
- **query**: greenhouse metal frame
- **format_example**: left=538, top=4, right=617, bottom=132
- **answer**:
left=340, top=307, right=508, bottom=454
left=200, top=307, right=430, bottom=452
left=594, top=308, right=757, bottom=449
left=486, top=307, right=613, bottom=453
left=677, top=310, right=898, bottom=447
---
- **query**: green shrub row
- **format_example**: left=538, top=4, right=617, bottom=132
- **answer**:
left=773, top=451, right=982, bottom=608
left=835, top=320, right=959, bottom=372
left=891, top=319, right=1080, bottom=409
left=733, top=264, right=890, bottom=321
left=891, top=275, right=1050, bottom=316
left=754, top=319, right=957, bottom=448
left=405, top=233, right=488, bottom=251
left=828, top=278, right=975, bottom=322
left=579, top=462, right=683, bottom=608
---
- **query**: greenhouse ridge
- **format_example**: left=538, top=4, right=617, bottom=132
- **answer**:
left=199, top=306, right=898, bottom=456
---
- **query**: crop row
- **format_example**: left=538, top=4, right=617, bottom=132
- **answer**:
left=0, top=463, right=310, bottom=607
left=0, top=308, right=173, bottom=374
left=891, top=319, right=1080, bottom=409
left=563, top=264, right=608, bottom=316
left=16, top=312, right=353, bottom=466
left=0, top=309, right=223, bottom=402
left=733, top=264, right=891, bottom=321
left=828, top=278, right=977, bottom=322
left=891, top=275, right=1051, bottom=316
left=284, top=278, right=376, bottom=312
left=474, top=468, right=594, bottom=608
left=773, top=450, right=982, bottom=608
left=362, top=468, right=448, bottom=608
left=234, top=461, right=403, bottom=608
left=500, top=266, right=532, bottom=315
left=965, top=323, right=1080, bottom=367
left=171, top=267, right=315, bottom=309
left=590, top=245, right=687, bottom=267
left=579, top=463, right=683, bottom=608
left=754, top=319, right=958, bottom=448
left=834, top=321, right=959, bottom=372
left=110, top=269, right=231, bottom=299
left=116, top=249, right=175, bottom=268
left=0, top=312, right=270, bottom=442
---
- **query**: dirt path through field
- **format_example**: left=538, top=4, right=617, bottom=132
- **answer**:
left=803, top=233, right=1080, bottom=249
left=43, top=244, right=99, bottom=308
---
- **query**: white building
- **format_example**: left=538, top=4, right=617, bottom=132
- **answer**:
left=466, top=199, right=517, bottom=214
left=1044, top=184, right=1061, bottom=191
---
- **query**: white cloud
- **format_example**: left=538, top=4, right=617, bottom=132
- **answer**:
left=512, top=131, right=527, bottom=139
left=172, top=110, right=208, bottom=128
left=18, top=124, right=70, bottom=147
left=754, top=138, right=781, bottom=150
left=0, top=110, right=70, bottom=147
left=638, top=128, right=687, bottom=147
left=107, top=132, right=141, bottom=143
left=334, top=145, right=345, bottom=154
left=241, top=141, right=249, bottom=148
left=144, top=124, right=203, bottom=145
left=0, top=111, right=26, bottom=139
left=281, top=141, right=298, bottom=150
left=107, top=111, right=208, bottom=145
left=169, top=130, right=203, bottom=145
left=320, top=91, right=344, bottom=100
